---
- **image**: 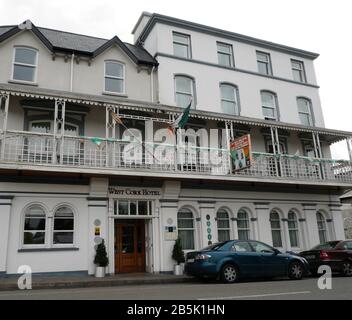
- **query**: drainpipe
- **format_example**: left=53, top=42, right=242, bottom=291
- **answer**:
left=150, top=66, right=155, bottom=102
left=70, top=53, right=75, bottom=92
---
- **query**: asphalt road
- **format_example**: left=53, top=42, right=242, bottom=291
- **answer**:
left=0, top=276, right=351, bottom=300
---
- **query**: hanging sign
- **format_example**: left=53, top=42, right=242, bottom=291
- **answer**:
left=230, top=134, right=252, bottom=172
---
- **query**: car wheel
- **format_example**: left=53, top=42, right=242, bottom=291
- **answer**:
left=288, top=261, right=304, bottom=280
left=221, top=264, right=239, bottom=283
left=341, top=260, right=352, bottom=277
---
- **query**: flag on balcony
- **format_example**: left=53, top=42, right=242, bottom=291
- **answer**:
left=168, top=100, right=192, bottom=134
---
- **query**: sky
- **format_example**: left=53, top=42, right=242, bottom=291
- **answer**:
left=1, top=0, right=351, bottom=159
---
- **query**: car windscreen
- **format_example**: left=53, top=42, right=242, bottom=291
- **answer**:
left=311, top=241, right=340, bottom=250
left=201, top=242, right=228, bottom=251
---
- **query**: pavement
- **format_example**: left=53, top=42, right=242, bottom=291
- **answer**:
left=0, top=273, right=192, bottom=291
left=0, top=275, right=351, bottom=300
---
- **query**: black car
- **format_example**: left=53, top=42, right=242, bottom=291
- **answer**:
left=300, top=240, right=352, bottom=276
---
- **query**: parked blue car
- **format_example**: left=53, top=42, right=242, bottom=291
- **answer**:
left=184, top=240, right=309, bottom=283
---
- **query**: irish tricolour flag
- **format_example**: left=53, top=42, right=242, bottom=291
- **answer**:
left=168, top=100, right=192, bottom=134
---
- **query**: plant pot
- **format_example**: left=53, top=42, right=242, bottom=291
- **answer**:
left=174, top=264, right=183, bottom=276
left=95, top=266, right=106, bottom=278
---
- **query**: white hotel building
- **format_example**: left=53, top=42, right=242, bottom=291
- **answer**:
left=0, top=13, right=351, bottom=276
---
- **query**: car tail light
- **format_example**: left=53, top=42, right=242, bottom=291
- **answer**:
left=320, top=251, right=330, bottom=260
left=195, top=254, right=211, bottom=261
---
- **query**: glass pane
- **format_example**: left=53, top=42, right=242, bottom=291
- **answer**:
left=26, top=207, right=45, bottom=217
left=252, top=241, right=274, bottom=253
left=263, top=107, right=275, bottom=118
left=272, top=230, right=282, bottom=247
left=271, top=221, right=281, bottom=229
left=237, top=219, right=249, bottom=229
left=138, top=201, right=148, bottom=215
left=237, top=211, right=248, bottom=220
left=289, top=230, right=298, bottom=247
left=292, top=61, right=302, bottom=70
left=105, top=78, right=123, bottom=93
left=105, top=62, right=123, bottom=77
left=299, top=113, right=311, bottom=126
left=130, top=201, right=137, bottom=215
left=234, top=242, right=251, bottom=251
left=174, top=43, right=189, bottom=58
left=15, top=48, right=37, bottom=65
left=173, top=33, right=189, bottom=45
left=122, top=226, right=134, bottom=253
left=293, top=69, right=303, bottom=82
left=13, top=65, right=35, bottom=82
left=53, top=232, right=73, bottom=244
left=217, top=219, right=229, bottom=229
left=178, top=218, right=194, bottom=229
left=222, top=100, right=237, bottom=115
left=30, top=122, right=51, bottom=133
left=261, top=92, right=275, bottom=107
left=217, top=211, right=228, bottom=219
left=176, top=93, right=192, bottom=108
left=179, top=230, right=194, bottom=250
left=319, top=230, right=327, bottom=244
left=24, top=217, right=46, bottom=230
left=221, top=85, right=235, bottom=100
left=178, top=211, right=193, bottom=219
left=23, top=231, right=45, bottom=244
left=54, top=218, right=74, bottom=231
left=118, top=201, right=129, bottom=215
left=217, top=43, right=231, bottom=53
left=297, top=99, right=309, bottom=113
left=238, top=230, right=250, bottom=241
left=258, top=61, right=269, bottom=74
left=55, top=207, right=73, bottom=217
left=218, top=230, right=230, bottom=242
left=218, top=53, right=231, bottom=66
left=257, top=52, right=269, bottom=62
left=176, top=77, right=192, bottom=94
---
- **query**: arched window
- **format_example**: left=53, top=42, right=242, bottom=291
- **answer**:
left=297, top=98, right=313, bottom=126
left=288, top=211, right=299, bottom=247
left=217, top=209, right=230, bottom=242
left=237, top=209, right=250, bottom=240
left=177, top=208, right=195, bottom=250
left=53, top=206, right=74, bottom=245
left=220, top=83, right=240, bottom=115
left=23, top=205, right=46, bottom=245
left=104, top=60, right=125, bottom=94
left=316, top=212, right=327, bottom=244
left=13, top=47, right=38, bottom=83
left=174, top=75, right=195, bottom=108
left=261, top=91, right=278, bottom=121
left=270, top=210, right=282, bottom=247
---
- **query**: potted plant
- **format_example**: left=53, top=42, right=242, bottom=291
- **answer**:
left=172, top=238, right=185, bottom=275
left=94, top=239, right=109, bottom=278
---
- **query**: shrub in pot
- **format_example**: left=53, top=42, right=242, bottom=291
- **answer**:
left=172, top=238, right=185, bottom=275
left=94, top=239, right=109, bottom=278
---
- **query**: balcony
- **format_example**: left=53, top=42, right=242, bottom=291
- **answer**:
left=1, top=130, right=351, bottom=185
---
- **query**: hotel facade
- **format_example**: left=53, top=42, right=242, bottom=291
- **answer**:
left=0, top=13, right=351, bottom=276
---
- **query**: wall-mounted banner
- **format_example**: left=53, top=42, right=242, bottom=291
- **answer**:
left=230, top=134, right=252, bottom=172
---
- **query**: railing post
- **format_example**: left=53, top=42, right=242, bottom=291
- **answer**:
left=0, top=93, right=9, bottom=160
left=347, top=137, right=352, bottom=162
left=225, top=121, right=232, bottom=175
left=105, top=104, right=116, bottom=167
left=53, top=99, right=66, bottom=164
left=270, top=126, right=279, bottom=177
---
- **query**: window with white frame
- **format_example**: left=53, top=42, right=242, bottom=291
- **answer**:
left=256, top=51, right=272, bottom=75
left=316, top=212, right=327, bottom=244
left=261, top=91, right=278, bottom=120
left=104, top=61, right=125, bottom=94
left=23, top=205, right=46, bottom=245
left=220, top=83, right=239, bottom=115
left=270, top=210, right=283, bottom=247
left=237, top=209, right=251, bottom=240
left=297, top=98, right=313, bottom=126
left=291, top=59, right=306, bottom=83
left=13, top=47, right=38, bottom=82
left=173, top=32, right=191, bottom=58
left=217, top=42, right=234, bottom=67
left=53, top=206, right=74, bottom=245
left=217, top=209, right=230, bottom=242
left=288, top=210, right=299, bottom=247
left=175, top=75, right=195, bottom=108
left=114, top=200, right=153, bottom=216
left=177, top=208, right=195, bottom=250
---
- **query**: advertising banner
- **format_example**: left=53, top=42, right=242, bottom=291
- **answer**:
left=230, top=134, right=252, bottom=172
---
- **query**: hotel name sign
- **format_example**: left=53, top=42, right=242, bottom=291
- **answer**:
left=109, top=187, right=161, bottom=197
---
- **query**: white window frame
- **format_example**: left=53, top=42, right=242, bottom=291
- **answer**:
left=237, top=209, right=251, bottom=240
left=261, top=91, right=278, bottom=121
left=256, top=51, right=272, bottom=75
left=297, top=97, right=313, bottom=126
left=52, top=206, right=76, bottom=248
left=291, top=59, right=306, bottom=83
left=174, top=75, right=195, bottom=108
left=270, top=210, right=283, bottom=248
left=177, top=208, right=195, bottom=250
left=114, top=199, right=153, bottom=216
left=216, top=209, right=231, bottom=242
left=12, top=46, right=38, bottom=84
left=316, top=212, right=328, bottom=244
left=288, top=211, right=300, bottom=248
left=220, top=83, right=240, bottom=115
left=173, top=32, right=191, bottom=59
left=217, top=42, right=234, bottom=67
left=104, top=60, right=125, bottom=95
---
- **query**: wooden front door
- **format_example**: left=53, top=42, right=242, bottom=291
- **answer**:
left=115, top=220, right=145, bottom=273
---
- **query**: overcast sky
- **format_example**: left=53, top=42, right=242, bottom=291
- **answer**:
left=1, top=0, right=351, bottom=158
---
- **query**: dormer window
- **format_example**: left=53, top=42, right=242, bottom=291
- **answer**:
left=12, top=47, right=38, bottom=82
left=104, top=61, right=125, bottom=94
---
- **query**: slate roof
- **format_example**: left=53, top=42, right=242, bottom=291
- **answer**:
left=0, top=23, right=157, bottom=66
